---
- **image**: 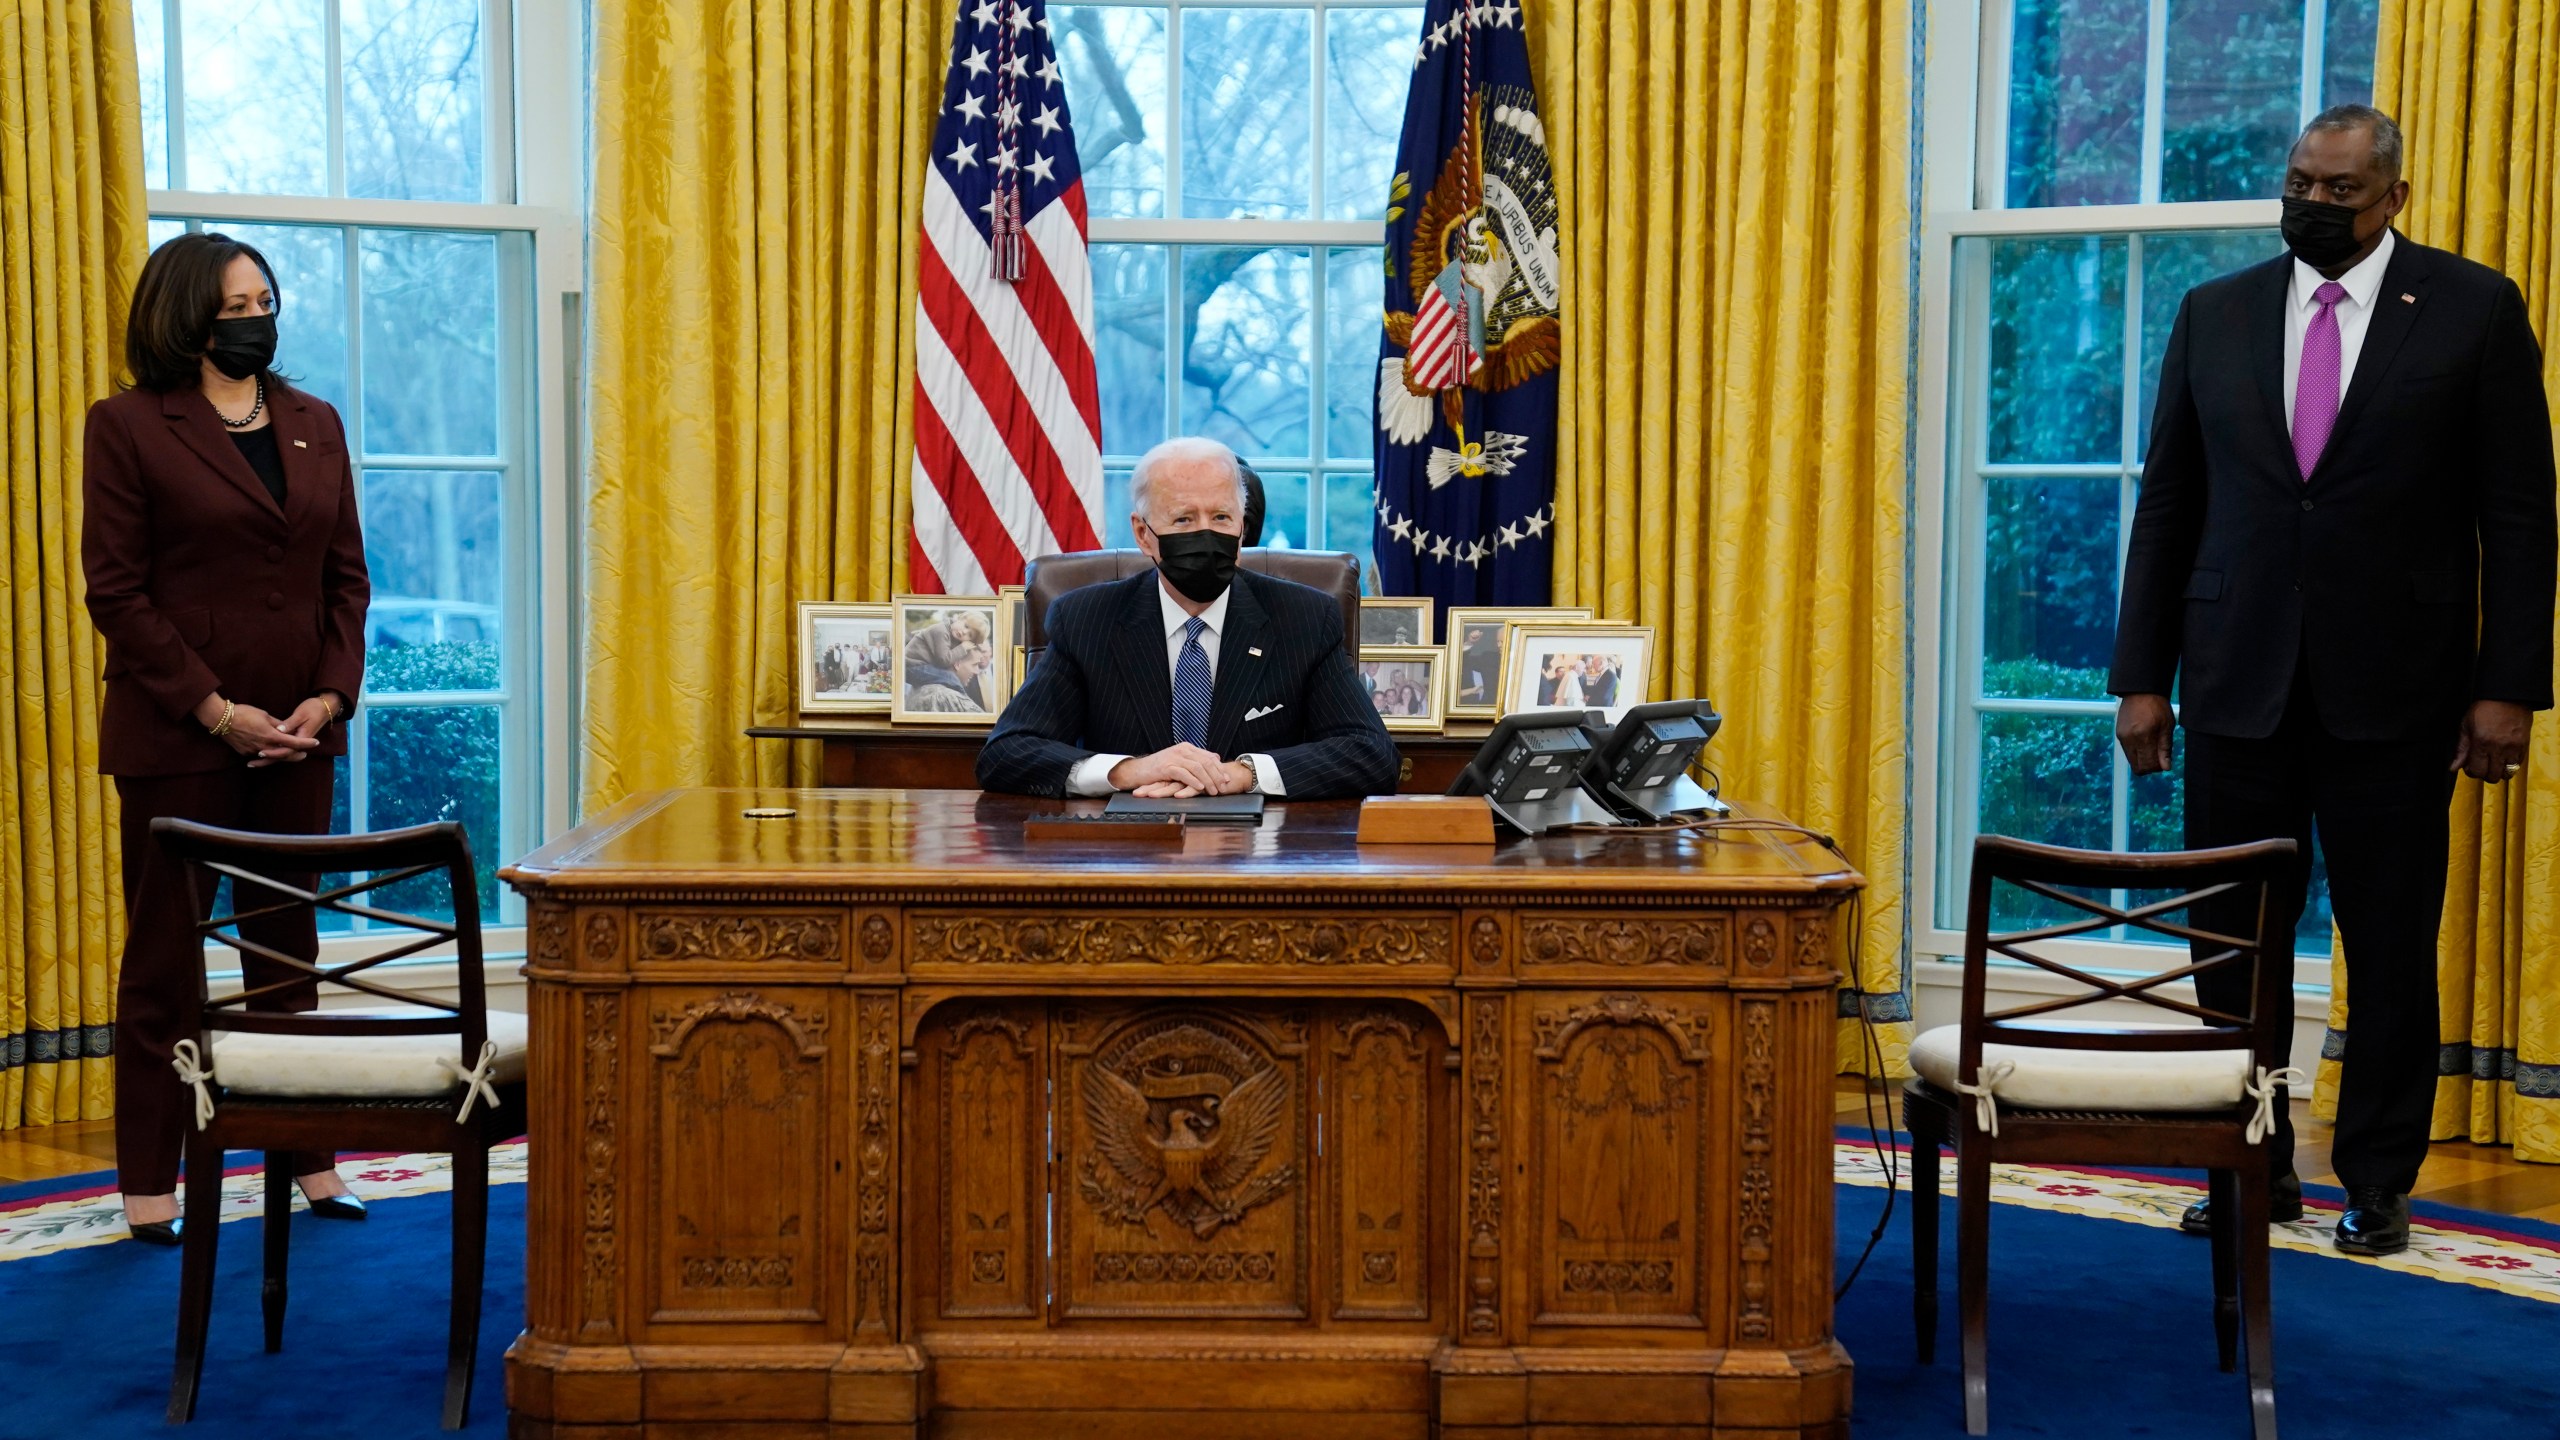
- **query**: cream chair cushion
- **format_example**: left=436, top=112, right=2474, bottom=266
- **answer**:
left=208, top=1008, right=529, bottom=1099
left=1909, top=1020, right=2252, bottom=1114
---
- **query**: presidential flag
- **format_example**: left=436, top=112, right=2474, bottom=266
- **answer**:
left=910, top=0, right=1105, bottom=595
left=1372, top=0, right=1560, bottom=610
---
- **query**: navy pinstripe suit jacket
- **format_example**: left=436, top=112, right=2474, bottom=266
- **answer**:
left=975, top=568, right=1399, bottom=800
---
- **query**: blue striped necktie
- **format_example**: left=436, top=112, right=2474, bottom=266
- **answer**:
left=1172, top=616, right=1211, bottom=748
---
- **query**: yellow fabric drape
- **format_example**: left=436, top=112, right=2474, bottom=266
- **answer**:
left=0, top=0, right=145, bottom=1128
left=2311, top=0, right=2560, bottom=1160
left=583, top=0, right=951, bottom=809
left=1533, top=0, right=1912, bottom=1072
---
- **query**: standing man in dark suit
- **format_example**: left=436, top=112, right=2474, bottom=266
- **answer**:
left=2110, top=106, right=2556, bottom=1256
left=977, top=437, right=1398, bottom=800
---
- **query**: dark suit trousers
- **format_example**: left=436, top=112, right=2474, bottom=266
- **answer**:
left=113, top=761, right=336, bottom=1195
left=2184, top=676, right=2456, bottom=1195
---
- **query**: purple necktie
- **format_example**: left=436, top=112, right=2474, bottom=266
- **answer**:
left=2292, top=280, right=2349, bottom=479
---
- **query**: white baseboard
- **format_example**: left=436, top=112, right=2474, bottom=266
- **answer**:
left=1909, top=956, right=2328, bottom=1070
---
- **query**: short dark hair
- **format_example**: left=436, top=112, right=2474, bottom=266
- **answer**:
left=2296, top=104, right=2404, bottom=181
left=124, top=231, right=282, bottom=392
left=1237, top=460, right=1267, bottom=547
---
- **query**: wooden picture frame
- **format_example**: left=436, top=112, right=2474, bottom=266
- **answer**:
left=1358, top=596, right=1435, bottom=649
left=1355, top=644, right=1448, bottom=733
left=796, top=602, right=896, bottom=715
left=1499, top=622, right=1653, bottom=723
left=996, top=584, right=1028, bottom=711
left=1443, top=606, right=1594, bottom=718
left=890, top=595, right=1008, bottom=725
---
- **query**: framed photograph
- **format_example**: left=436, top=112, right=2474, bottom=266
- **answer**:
left=1444, top=606, right=1595, bottom=718
left=1500, top=623, right=1653, bottom=723
left=1355, top=644, right=1448, bottom=733
left=1359, top=596, right=1434, bottom=648
left=890, top=595, right=1008, bottom=725
left=796, top=602, right=896, bottom=715
left=996, top=584, right=1029, bottom=709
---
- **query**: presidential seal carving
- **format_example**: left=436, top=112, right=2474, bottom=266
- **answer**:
left=1078, top=1017, right=1296, bottom=1242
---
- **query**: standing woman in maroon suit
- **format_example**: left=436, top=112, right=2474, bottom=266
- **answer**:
left=84, top=233, right=373, bottom=1242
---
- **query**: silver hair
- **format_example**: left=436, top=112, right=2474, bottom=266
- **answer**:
left=1128, top=436, right=1247, bottom=524
left=2299, top=104, right=2404, bottom=180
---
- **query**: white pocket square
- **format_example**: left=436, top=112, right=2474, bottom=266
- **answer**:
left=1245, top=703, right=1285, bottom=721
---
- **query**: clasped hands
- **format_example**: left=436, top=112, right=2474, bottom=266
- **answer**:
left=2115, top=693, right=2531, bottom=784
left=1107, top=743, right=1256, bottom=799
left=193, top=692, right=340, bottom=768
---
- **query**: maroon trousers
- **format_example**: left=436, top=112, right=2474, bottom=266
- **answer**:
left=113, top=760, right=336, bottom=1195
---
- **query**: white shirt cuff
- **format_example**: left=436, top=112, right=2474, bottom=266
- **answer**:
left=1246, top=753, right=1285, bottom=796
left=1067, top=753, right=1129, bottom=796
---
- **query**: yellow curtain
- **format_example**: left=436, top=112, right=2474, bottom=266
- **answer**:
left=1533, top=0, right=1913, bottom=1073
left=583, top=0, right=951, bottom=809
left=0, top=0, right=146, bottom=1128
left=2312, top=0, right=2560, bottom=1160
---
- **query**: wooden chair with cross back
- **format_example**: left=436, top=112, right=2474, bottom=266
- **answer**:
left=1902, top=833, right=2301, bottom=1440
left=156, top=817, right=529, bottom=1430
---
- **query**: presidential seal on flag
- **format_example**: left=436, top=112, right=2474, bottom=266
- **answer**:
left=1372, top=0, right=1560, bottom=610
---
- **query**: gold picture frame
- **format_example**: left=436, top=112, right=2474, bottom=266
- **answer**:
left=889, top=594, right=1008, bottom=725
left=996, top=584, right=1029, bottom=711
left=1444, top=606, right=1594, bottom=718
left=1358, top=595, right=1435, bottom=648
left=796, top=602, right=896, bottom=715
left=1355, top=644, right=1449, bottom=733
left=1499, top=622, right=1653, bottom=722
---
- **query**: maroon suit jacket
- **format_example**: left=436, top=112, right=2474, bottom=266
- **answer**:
left=82, top=382, right=370, bottom=777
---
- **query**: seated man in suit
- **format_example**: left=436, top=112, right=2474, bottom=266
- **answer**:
left=977, top=437, right=1398, bottom=800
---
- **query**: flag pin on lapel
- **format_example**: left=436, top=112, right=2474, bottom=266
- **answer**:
left=293, top=439, right=308, bottom=447
left=1248, top=646, right=1263, bottom=657
left=2401, top=293, right=2416, bottom=303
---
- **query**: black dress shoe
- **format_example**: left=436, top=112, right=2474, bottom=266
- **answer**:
left=127, top=1218, right=183, bottom=1246
left=2335, top=1188, right=2411, bottom=1256
left=2178, top=1171, right=2305, bottom=1234
left=305, top=1192, right=366, bottom=1221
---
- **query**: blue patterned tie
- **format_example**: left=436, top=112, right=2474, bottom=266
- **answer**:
left=1171, top=616, right=1211, bottom=748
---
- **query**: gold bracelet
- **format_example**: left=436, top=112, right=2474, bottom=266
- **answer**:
left=209, top=699, right=235, bottom=738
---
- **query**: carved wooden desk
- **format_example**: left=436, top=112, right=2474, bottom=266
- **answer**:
left=503, top=788, right=1859, bottom=1440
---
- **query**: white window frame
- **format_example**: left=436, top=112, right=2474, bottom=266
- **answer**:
left=143, top=0, right=586, bottom=976
left=1072, top=0, right=1423, bottom=563
left=1913, top=0, right=2365, bottom=1002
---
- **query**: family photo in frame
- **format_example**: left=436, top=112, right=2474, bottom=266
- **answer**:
left=796, top=602, right=895, bottom=715
left=1355, top=645, right=1446, bottom=732
left=1444, top=606, right=1594, bottom=717
left=889, top=596, right=1012, bottom=724
left=1500, top=623, right=1653, bottom=723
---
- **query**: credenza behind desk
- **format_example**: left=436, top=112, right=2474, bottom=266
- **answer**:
left=503, top=788, right=1860, bottom=1439
left=746, top=721, right=1492, bottom=793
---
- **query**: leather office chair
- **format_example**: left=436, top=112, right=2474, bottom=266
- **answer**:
left=1022, top=549, right=1363, bottom=655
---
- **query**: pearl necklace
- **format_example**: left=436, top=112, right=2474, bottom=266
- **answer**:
left=213, top=374, right=266, bottom=430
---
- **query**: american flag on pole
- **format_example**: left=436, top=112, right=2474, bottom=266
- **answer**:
left=910, top=0, right=1104, bottom=594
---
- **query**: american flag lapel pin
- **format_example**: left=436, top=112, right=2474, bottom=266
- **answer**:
left=2401, top=293, right=2416, bottom=304
left=293, top=439, right=308, bottom=447
left=1248, top=646, right=1263, bottom=657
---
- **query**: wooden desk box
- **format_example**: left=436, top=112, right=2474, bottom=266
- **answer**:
left=503, top=789, right=1859, bottom=1439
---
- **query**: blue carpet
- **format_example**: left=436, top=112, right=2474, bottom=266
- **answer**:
left=4, top=1169, right=2554, bottom=1438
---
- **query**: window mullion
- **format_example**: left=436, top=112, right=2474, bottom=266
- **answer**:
left=2139, top=0, right=2167, bottom=205
left=326, top=0, right=346, bottom=197
left=2298, top=0, right=2328, bottom=123
left=163, top=0, right=188, bottom=190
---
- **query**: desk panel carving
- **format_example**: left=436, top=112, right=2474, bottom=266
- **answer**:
left=504, top=789, right=1858, bottom=1440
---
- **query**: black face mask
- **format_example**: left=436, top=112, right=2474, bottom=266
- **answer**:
left=2279, top=194, right=2385, bottom=271
left=1150, top=527, right=1240, bottom=604
left=204, top=313, right=278, bottom=381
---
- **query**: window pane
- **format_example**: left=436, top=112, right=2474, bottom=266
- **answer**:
left=359, top=229, right=499, bottom=456
left=1982, top=476, right=2118, bottom=699
left=1986, top=235, right=2126, bottom=464
left=1056, top=5, right=1167, bottom=219
left=1102, top=467, right=1134, bottom=540
left=2322, top=0, right=2380, bottom=108
left=221, top=222, right=350, bottom=414
left=2160, top=0, right=2304, bottom=204
left=1325, top=246, right=1383, bottom=459
left=365, top=705, right=500, bottom=922
left=362, top=469, right=502, bottom=691
left=135, top=0, right=168, bottom=189
left=343, top=0, right=487, bottom=202
left=147, top=217, right=187, bottom=252
left=1323, top=7, right=1416, bottom=220
left=2003, top=0, right=2145, bottom=207
left=1323, top=470, right=1378, bottom=586
left=1180, top=246, right=1312, bottom=456
left=1092, top=243, right=1168, bottom=457
left=1979, top=712, right=2115, bottom=924
left=1246, top=469, right=1310, bottom=550
left=181, top=0, right=330, bottom=195
left=2137, top=228, right=2278, bottom=449
left=1181, top=8, right=1313, bottom=219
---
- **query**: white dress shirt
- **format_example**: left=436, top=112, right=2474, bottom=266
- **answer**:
left=2281, top=227, right=2395, bottom=437
left=1064, top=581, right=1287, bottom=796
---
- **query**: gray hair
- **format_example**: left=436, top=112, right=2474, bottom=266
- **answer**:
left=1128, top=436, right=1247, bottom=524
left=2298, top=104, right=2404, bottom=181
